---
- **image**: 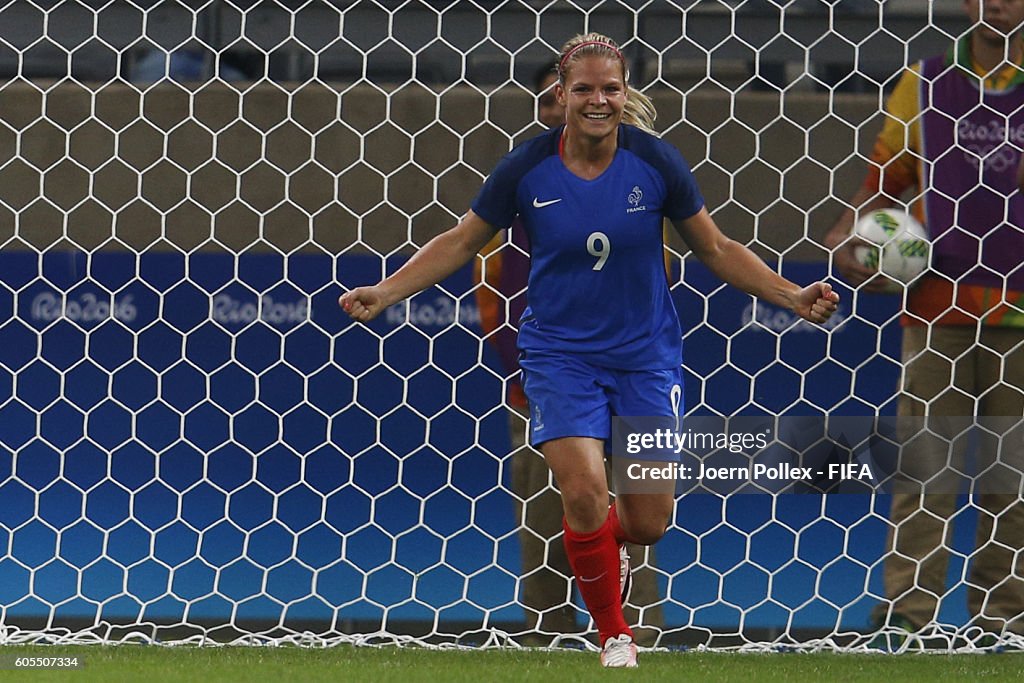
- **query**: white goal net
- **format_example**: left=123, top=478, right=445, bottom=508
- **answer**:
left=0, top=0, right=1016, bottom=651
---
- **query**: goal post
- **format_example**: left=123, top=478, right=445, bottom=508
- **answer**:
left=0, top=0, right=1008, bottom=650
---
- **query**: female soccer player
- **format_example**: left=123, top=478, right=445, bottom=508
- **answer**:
left=341, top=33, right=839, bottom=667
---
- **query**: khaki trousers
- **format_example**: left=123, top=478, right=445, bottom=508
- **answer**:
left=508, top=407, right=665, bottom=645
left=880, top=325, right=1024, bottom=633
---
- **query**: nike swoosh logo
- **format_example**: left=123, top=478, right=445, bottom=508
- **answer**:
left=533, top=197, right=562, bottom=208
left=579, top=571, right=607, bottom=583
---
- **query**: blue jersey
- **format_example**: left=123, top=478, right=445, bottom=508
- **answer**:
left=471, top=124, right=704, bottom=370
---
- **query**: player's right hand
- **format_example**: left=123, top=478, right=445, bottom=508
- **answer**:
left=339, top=286, right=387, bottom=322
left=832, top=237, right=896, bottom=294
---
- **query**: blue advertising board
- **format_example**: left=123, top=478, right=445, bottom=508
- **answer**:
left=0, top=249, right=975, bottom=633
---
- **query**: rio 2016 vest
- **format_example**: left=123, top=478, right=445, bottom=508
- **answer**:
left=920, top=55, right=1024, bottom=290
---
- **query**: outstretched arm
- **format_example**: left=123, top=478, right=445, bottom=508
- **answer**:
left=340, top=210, right=498, bottom=322
left=672, top=207, right=839, bottom=324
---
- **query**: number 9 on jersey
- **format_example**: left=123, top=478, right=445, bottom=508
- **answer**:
left=587, top=231, right=610, bottom=271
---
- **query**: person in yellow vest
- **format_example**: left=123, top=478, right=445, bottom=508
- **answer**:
left=826, top=0, right=1024, bottom=650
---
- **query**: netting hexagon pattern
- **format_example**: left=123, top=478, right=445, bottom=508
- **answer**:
left=0, top=0, right=1019, bottom=651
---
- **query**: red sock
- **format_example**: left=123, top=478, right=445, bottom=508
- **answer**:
left=562, top=515, right=633, bottom=645
left=607, top=502, right=638, bottom=545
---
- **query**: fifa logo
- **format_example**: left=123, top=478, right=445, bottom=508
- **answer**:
left=626, top=185, right=646, bottom=213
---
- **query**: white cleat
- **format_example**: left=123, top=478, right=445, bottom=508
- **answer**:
left=600, top=633, right=638, bottom=668
left=619, top=544, right=632, bottom=605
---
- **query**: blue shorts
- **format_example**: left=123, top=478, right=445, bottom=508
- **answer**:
left=519, top=350, right=683, bottom=448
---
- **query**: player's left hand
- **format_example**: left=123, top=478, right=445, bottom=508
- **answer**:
left=792, top=282, right=840, bottom=325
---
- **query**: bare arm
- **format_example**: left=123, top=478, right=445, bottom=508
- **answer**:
left=673, top=207, right=839, bottom=324
left=823, top=186, right=898, bottom=293
left=340, top=210, right=498, bottom=322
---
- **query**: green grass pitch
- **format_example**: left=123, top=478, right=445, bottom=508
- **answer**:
left=1, top=645, right=1022, bottom=682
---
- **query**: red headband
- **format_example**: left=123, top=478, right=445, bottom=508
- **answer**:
left=558, top=40, right=624, bottom=74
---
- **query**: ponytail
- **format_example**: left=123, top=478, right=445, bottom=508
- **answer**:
left=623, top=87, right=657, bottom=133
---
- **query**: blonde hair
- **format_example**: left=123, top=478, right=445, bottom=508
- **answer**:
left=556, top=32, right=657, bottom=133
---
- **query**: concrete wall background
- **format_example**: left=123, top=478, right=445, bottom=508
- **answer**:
left=0, top=82, right=884, bottom=260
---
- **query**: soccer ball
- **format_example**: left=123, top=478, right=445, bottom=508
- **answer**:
left=851, top=209, right=929, bottom=292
